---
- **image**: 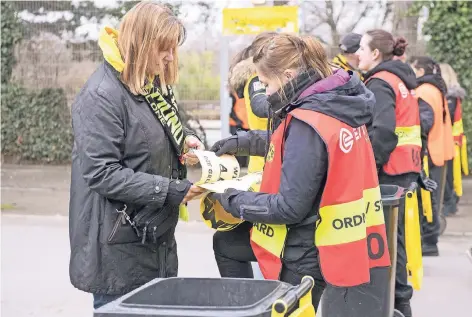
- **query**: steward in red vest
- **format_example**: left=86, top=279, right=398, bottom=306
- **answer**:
left=357, top=30, right=421, bottom=317
left=410, top=57, right=455, bottom=256
left=210, top=33, right=390, bottom=316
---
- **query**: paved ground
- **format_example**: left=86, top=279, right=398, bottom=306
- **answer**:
left=2, top=164, right=472, bottom=234
left=1, top=214, right=471, bottom=317
left=1, top=164, right=472, bottom=317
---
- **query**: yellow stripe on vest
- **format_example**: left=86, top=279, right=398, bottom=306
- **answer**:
left=452, top=119, right=464, bottom=137
left=251, top=223, right=287, bottom=257
left=395, top=125, right=422, bottom=147
left=316, top=187, right=383, bottom=246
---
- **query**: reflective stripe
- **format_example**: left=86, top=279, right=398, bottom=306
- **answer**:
left=251, top=223, right=287, bottom=257
left=316, top=187, right=383, bottom=246
left=452, top=119, right=464, bottom=137
left=395, top=125, right=422, bottom=147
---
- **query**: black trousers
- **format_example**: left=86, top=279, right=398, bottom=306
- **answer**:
left=443, top=159, right=459, bottom=215
left=213, top=222, right=389, bottom=316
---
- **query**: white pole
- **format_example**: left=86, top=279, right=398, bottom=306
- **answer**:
left=219, top=34, right=230, bottom=139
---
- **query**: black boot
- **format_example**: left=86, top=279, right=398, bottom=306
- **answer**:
left=422, top=243, right=439, bottom=256
left=395, top=299, right=412, bottom=317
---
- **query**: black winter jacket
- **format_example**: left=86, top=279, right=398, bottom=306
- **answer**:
left=69, top=62, right=193, bottom=295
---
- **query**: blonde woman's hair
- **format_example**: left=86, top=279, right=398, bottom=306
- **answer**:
left=253, top=33, right=332, bottom=87
left=118, top=1, right=186, bottom=95
left=439, top=63, right=460, bottom=90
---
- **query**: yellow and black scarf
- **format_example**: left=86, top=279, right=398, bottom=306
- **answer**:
left=143, top=82, right=184, bottom=155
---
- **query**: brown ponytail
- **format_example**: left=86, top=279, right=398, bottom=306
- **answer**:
left=253, top=33, right=332, bottom=82
left=366, top=29, right=408, bottom=61
left=300, top=35, right=332, bottom=79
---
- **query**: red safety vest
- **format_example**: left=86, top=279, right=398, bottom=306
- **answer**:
left=250, top=108, right=390, bottom=287
left=452, top=97, right=464, bottom=146
left=367, top=71, right=422, bottom=175
left=416, top=83, right=455, bottom=166
left=229, top=91, right=249, bottom=130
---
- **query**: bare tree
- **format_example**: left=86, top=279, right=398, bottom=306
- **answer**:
left=299, top=0, right=391, bottom=45
left=391, top=0, right=419, bottom=48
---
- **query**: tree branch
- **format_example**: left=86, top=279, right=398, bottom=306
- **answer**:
left=345, top=1, right=374, bottom=32
left=381, top=1, right=394, bottom=26
left=335, top=1, right=347, bottom=24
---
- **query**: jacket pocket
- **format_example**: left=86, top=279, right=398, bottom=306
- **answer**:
left=104, top=202, right=141, bottom=245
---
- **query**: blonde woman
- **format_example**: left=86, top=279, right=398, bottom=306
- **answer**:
left=211, top=34, right=390, bottom=316
left=440, top=63, right=466, bottom=216
left=69, top=1, right=206, bottom=309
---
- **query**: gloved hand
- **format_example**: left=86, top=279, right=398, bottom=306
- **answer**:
left=418, top=170, right=437, bottom=192
left=210, top=135, right=239, bottom=156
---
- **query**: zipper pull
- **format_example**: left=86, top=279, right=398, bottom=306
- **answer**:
left=121, top=214, right=126, bottom=225
left=153, top=226, right=157, bottom=243
left=141, top=226, right=148, bottom=244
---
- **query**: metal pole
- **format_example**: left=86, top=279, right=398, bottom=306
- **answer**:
left=219, top=34, right=230, bottom=139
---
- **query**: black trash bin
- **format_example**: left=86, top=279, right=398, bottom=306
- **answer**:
left=94, top=277, right=295, bottom=317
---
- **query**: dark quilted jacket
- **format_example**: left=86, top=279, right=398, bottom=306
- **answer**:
left=69, top=62, right=185, bottom=295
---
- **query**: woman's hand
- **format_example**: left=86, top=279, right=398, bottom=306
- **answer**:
left=182, top=135, right=204, bottom=165
left=182, top=185, right=208, bottom=204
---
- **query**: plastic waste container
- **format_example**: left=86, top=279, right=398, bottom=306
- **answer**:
left=380, top=185, right=401, bottom=316
left=380, top=184, right=404, bottom=317
left=94, top=276, right=315, bottom=317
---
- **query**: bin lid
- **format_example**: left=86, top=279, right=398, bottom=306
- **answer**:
left=380, top=184, right=404, bottom=207
left=94, top=277, right=293, bottom=317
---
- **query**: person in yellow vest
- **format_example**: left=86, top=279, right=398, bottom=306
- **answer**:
left=409, top=56, right=455, bottom=256
left=228, top=89, right=249, bottom=168
left=356, top=30, right=421, bottom=317
left=210, top=33, right=390, bottom=316
left=439, top=63, right=466, bottom=216
left=228, top=32, right=277, bottom=173
left=332, top=32, right=364, bottom=80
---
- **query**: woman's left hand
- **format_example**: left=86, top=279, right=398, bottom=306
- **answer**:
left=182, top=135, right=204, bottom=165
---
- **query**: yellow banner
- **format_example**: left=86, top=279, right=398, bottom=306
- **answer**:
left=222, top=6, right=299, bottom=35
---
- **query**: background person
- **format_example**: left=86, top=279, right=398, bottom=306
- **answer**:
left=440, top=63, right=467, bottom=217
left=228, top=32, right=277, bottom=173
left=332, top=32, right=363, bottom=80
left=68, top=1, right=206, bottom=310
left=409, top=56, right=455, bottom=256
left=356, top=29, right=420, bottom=317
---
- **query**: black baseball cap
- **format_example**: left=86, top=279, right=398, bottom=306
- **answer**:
left=339, top=33, right=362, bottom=53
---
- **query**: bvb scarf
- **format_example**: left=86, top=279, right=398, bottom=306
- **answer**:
left=143, top=83, right=185, bottom=156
